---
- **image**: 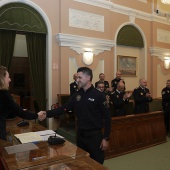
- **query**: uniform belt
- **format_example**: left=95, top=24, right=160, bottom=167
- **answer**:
left=77, top=129, right=101, bottom=137
left=78, top=128, right=101, bottom=133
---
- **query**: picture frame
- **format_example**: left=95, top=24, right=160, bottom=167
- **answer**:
left=117, top=55, right=137, bottom=76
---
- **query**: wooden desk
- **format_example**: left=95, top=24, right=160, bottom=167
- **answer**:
left=21, top=156, right=108, bottom=170
left=0, top=121, right=89, bottom=170
left=105, top=111, right=166, bottom=159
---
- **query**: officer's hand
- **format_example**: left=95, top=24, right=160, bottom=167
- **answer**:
left=146, top=93, right=151, bottom=98
left=100, top=139, right=109, bottom=151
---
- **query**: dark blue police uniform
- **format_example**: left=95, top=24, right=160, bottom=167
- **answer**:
left=133, top=86, right=153, bottom=114
left=162, top=87, right=170, bottom=133
left=46, top=85, right=111, bottom=164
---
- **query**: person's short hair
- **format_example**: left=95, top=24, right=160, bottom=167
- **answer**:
left=97, top=81, right=104, bottom=87
left=99, top=73, right=104, bottom=76
left=166, top=79, right=170, bottom=83
left=0, top=66, right=8, bottom=89
left=77, top=67, right=93, bottom=81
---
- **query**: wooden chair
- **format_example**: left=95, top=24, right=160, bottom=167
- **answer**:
left=57, top=94, right=76, bottom=128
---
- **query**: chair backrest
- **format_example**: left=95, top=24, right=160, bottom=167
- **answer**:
left=149, top=98, right=162, bottom=112
left=57, top=94, right=70, bottom=107
left=33, top=100, right=40, bottom=112
left=125, top=100, right=134, bottom=115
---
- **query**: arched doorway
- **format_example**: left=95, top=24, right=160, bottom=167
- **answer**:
left=0, top=1, right=52, bottom=113
left=0, top=0, right=52, bottom=126
left=115, top=24, right=146, bottom=91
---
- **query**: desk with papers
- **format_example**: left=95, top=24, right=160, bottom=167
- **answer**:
left=0, top=120, right=108, bottom=170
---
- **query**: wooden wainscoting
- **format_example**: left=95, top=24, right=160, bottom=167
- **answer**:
left=105, top=111, right=166, bottom=159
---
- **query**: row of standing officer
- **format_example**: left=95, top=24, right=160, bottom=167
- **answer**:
left=95, top=73, right=170, bottom=135
left=94, top=71, right=153, bottom=116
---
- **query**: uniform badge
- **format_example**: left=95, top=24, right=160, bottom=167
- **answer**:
left=117, top=95, right=119, bottom=98
left=76, top=95, right=81, bottom=101
left=141, top=93, right=143, bottom=95
left=115, top=82, right=117, bottom=84
left=162, top=91, right=165, bottom=95
left=168, top=91, right=169, bottom=93
left=74, top=85, right=76, bottom=88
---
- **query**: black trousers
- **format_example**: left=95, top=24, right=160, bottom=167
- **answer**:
left=164, top=111, right=170, bottom=133
left=77, top=129, right=104, bottom=164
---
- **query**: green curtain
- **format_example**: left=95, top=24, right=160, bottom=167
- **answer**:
left=26, top=32, right=46, bottom=111
left=0, top=29, right=16, bottom=69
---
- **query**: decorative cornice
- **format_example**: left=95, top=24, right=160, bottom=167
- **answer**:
left=74, top=0, right=170, bottom=25
left=150, top=47, right=170, bottom=61
left=56, top=33, right=115, bottom=55
left=74, top=0, right=112, bottom=10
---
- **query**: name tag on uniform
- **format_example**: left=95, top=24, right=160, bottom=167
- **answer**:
left=88, top=98, right=95, bottom=101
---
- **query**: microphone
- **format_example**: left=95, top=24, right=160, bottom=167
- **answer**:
left=48, top=133, right=65, bottom=145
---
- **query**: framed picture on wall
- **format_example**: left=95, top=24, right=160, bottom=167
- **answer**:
left=117, top=55, right=137, bottom=76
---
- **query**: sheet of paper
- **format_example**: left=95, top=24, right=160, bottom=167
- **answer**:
left=40, top=134, right=65, bottom=141
left=14, top=132, right=43, bottom=144
left=34, top=130, right=65, bottom=141
left=5, top=143, right=38, bottom=154
left=34, top=130, right=55, bottom=136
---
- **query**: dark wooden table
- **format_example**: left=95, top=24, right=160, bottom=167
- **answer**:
left=21, top=155, right=109, bottom=170
left=0, top=120, right=89, bottom=170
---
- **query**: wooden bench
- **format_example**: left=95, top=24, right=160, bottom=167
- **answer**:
left=105, top=111, right=166, bottom=159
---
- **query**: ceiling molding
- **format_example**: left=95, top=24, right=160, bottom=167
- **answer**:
left=74, top=0, right=170, bottom=25
left=150, top=47, right=170, bottom=61
left=56, top=33, right=115, bottom=55
left=74, top=0, right=112, bottom=10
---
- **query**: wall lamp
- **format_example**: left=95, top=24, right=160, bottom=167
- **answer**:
left=164, top=59, right=170, bottom=69
left=83, top=51, right=94, bottom=65
left=161, top=0, right=170, bottom=4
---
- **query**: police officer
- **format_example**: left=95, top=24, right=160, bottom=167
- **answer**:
left=161, top=80, right=170, bottom=134
left=95, top=73, right=110, bottom=92
left=41, top=67, right=111, bottom=164
left=111, top=71, right=125, bottom=91
left=110, top=82, right=131, bottom=116
left=133, top=78, right=153, bottom=114
left=70, top=73, right=78, bottom=96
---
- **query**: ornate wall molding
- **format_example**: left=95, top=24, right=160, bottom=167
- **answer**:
left=56, top=33, right=115, bottom=55
left=74, top=0, right=170, bottom=26
left=74, top=0, right=112, bottom=10
left=138, top=0, right=147, bottom=3
left=157, top=29, right=170, bottom=44
left=69, top=9, right=104, bottom=32
left=150, top=47, right=170, bottom=61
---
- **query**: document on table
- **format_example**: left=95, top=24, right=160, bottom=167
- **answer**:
left=14, top=130, right=64, bottom=144
left=14, top=132, right=43, bottom=144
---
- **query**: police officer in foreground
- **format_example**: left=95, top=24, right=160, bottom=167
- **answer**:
left=161, top=79, right=170, bottom=134
left=110, top=82, right=131, bottom=116
left=133, top=78, right=153, bottom=114
left=40, top=67, right=111, bottom=164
